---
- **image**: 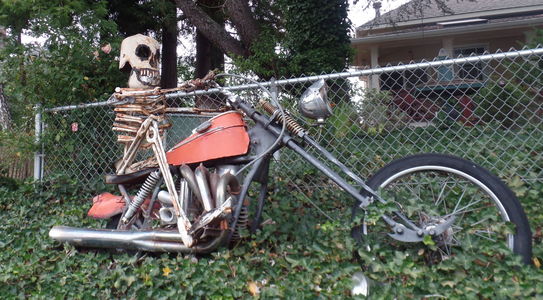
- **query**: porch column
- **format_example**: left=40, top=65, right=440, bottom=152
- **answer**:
left=524, top=30, right=536, bottom=44
left=370, top=46, right=380, bottom=90
left=442, top=38, right=454, bottom=57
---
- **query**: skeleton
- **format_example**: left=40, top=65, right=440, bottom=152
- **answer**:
left=119, top=34, right=161, bottom=88
left=113, top=36, right=232, bottom=247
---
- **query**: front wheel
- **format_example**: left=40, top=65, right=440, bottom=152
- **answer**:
left=353, top=154, right=532, bottom=264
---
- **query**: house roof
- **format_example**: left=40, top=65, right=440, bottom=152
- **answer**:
left=359, top=0, right=543, bottom=29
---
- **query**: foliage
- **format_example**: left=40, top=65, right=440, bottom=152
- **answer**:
left=354, top=88, right=408, bottom=135
left=0, top=127, right=36, bottom=174
left=0, top=121, right=542, bottom=297
left=0, top=0, right=125, bottom=126
left=231, top=0, right=352, bottom=78
left=107, top=0, right=177, bottom=36
left=232, top=27, right=289, bottom=79
left=280, top=0, right=352, bottom=75
left=473, top=80, right=532, bottom=128
left=327, top=102, right=360, bottom=139
left=0, top=160, right=542, bottom=298
left=0, top=127, right=36, bottom=157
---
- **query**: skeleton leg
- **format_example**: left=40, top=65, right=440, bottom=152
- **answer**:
left=117, top=117, right=153, bottom=174
left=147, top=121, right=194, bottom=247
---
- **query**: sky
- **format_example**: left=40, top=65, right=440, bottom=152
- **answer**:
left=349, top=0, right=411, bottom=30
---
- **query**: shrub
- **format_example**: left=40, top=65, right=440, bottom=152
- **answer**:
left=473, top=80, right=532, bottom=128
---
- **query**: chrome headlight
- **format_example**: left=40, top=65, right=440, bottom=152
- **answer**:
left=298, top=79, right=332, bottom=122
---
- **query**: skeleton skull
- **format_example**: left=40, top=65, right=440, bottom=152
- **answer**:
left=119, top=34, right=161, bottom=88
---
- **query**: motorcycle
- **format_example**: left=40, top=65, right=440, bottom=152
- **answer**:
left=49, top=75, right=532, bottom=266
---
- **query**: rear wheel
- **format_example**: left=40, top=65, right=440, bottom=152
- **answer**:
left=105, top=213, right=145, bottom=230
left=353, top=154, right=532, bottom=264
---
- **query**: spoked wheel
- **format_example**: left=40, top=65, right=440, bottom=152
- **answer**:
left=353, top=154, right=532, bottom=264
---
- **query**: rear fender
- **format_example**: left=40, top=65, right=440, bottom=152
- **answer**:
left=87, top=192, right=126, bottom=219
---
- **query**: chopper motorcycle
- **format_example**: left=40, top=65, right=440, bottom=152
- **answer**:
left=49, top=76, right=532, bottom=266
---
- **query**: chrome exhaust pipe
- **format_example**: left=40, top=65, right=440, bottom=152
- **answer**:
left=49, top=226, right=226, bottom=253
left=158, top=207, right=177, bottom=224
left=195, top=164, right=214, bottom=212
left=215, top=172, right=241, bottom=207
left=180, top=164, right=203, bottom=207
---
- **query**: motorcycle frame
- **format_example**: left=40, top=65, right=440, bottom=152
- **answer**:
left=214, top=99, right=376, bottom=245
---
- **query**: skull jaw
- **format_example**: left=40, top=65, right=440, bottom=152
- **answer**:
left=128, top=68, right=161, bottom=88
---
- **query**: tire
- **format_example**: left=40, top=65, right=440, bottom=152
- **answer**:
left=353, top=153, right=532, bottom=264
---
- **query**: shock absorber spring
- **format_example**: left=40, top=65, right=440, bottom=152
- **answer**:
left=259, top=100, right=305, bottom=136
left=122, top=170, right=161, bottom=223
left=231, top=205, right=249, bottom=242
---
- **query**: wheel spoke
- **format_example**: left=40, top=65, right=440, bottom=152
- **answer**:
left=434, top=180, right=448, bottom=209
left=451, top=187, right=467, bottom=215
left=472, top=230, right=497, bottom=242
left=353, top=154, right=531, bottom=265
left=444, top=199, right=484, bottom=219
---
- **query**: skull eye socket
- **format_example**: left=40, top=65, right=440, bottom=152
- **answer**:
left=135, top=44, right=151, bottom=60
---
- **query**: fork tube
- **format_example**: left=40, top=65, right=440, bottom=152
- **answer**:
left=251, top=180, right=269, bottom=234
left=285, top=140, right=371, bottom=207
left=302, top=135, right=365, bottom=184
left=234, top=100, right=372, bottom=207
left=301, top=135, right=381, bottom=201
left=226, top=158, right=266, bottom=244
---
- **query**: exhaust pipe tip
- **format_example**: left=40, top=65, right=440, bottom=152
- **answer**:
left=49, top=226, right=80, bottom=243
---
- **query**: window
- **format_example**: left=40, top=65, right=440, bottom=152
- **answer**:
left=380, top=69, right=428, bottom=91
left=380, top=71, right=403, bottom=90
left=453, top=46, right=487, bottom=80
left=405, top=69, right=428, bottom=89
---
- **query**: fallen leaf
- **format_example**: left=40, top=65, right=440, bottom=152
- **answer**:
left=533, top=257, right=541, bottom=268
left=248, top=281, right=260, bottom=296
left=441, top=281, right=455, bottom=288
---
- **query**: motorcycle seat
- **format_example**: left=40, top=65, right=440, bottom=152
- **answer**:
left=104, top=168, right=156, bottom=185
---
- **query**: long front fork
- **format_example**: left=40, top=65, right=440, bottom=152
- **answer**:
left=232, top=101, right=430, bottom=243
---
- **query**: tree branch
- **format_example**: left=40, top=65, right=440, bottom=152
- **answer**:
left=175, top=0, right=250, bottom=57
left=225, top=0, right=260, bottom=47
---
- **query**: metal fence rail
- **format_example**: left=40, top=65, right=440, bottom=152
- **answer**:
left=37, top=47, right=543, bottom=194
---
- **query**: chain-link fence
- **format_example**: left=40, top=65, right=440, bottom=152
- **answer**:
left=38, top=47, right=543, bottom=195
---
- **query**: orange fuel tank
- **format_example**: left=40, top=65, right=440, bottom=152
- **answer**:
left=166, top=111, right=250, bottom=165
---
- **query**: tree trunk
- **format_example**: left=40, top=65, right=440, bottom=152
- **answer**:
left=194, top=29, right=226, bottom=109
left=0, top=84, right=11, bottom=131
left=0, top=27, right=11, bottom=131
left=224, top=0, right=260, bottom=47
left=160, top=21, right=178, bottom=89
left=175, top=0, right=250, bottom=57
left=195, top=30, right=224, bottom=79
left=194, top=0, right=225, bottom=79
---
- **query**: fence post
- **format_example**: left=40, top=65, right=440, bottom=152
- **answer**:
left=269, top=77, right=282, bottom=163
left=270, top=77, right=278, bottom=102
left=33, top=104, right=43, bottom=181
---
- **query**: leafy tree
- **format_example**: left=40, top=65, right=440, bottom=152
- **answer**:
left=175, top=0, right=352, bottom=78
left=281, top=0, right=351, bottom=75
left=0, top=0, right=124, bottom=124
